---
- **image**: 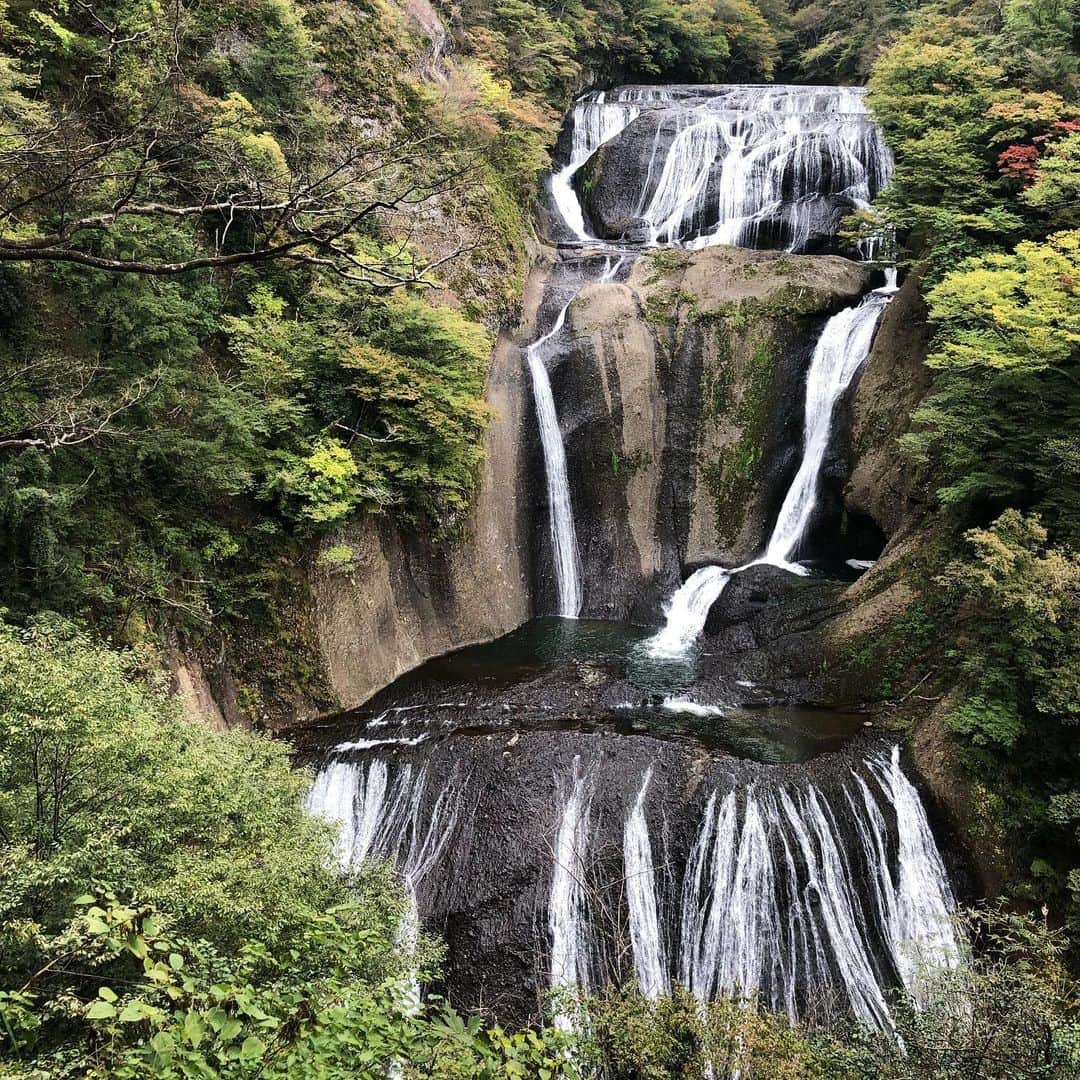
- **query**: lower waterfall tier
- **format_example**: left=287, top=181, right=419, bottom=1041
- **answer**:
left=301, top=623, right=963, bottom=1030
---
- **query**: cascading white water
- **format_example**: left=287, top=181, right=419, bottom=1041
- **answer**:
left=624, top=768, right=668, bottom=999
left=526, top=255, right=626, bottom=617
left=540, top=84, right=892, bottom=625
left=306, top=756, right=461, bottom=883
left=763, top=286, right=895, bottom=569
left=526, top=302, right=583, bottom=618
left=306, top=756, right=463, bottom=1011
left=550, top=89, right=667, bottom=241
left=573, top=85, right=891, bottom=251
left=646, top=565, right=733, bottom=658
left=549, top=755, right=593, bottom=1028
left=861, top=747, right=963, bottom=998
left=645, top=282, right=895, bottom=655
left=673, top=750, right=960, bottom=1032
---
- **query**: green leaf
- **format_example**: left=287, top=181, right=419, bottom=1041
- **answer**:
left=183, top=1010, right=206, bottom=1048
left=220, top=1017, right=243, bottom=1042
left=240, top=1035, right=266, bottom=1060
left=86, top=1000, right=117, bottom=1020
left=150, top=1030, right=176, bottom=1056
left=119, top=1001, right=149, bottom=1023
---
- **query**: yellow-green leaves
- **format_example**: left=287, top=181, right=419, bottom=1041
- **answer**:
left=926, top=229, right=1080, bottom=372
left=269, top=439, right=362, bottom=526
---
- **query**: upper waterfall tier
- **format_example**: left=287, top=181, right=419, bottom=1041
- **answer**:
left=551, top=84, right=892, bottom=254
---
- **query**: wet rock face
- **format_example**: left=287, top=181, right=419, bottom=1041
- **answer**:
left=302, top=714, right=956, bottom=1030
left=844, top=272, right=932, bottom=537
left=544, top=246, right=872, bottom=623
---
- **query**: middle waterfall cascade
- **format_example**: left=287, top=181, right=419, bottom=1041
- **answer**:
left=304, top=739, right=960, bottom=1034
left=527, top=255, right=627, bottom=617
left=763, top=285, right=897, bottom=569
left=645, top=281, right=896, bottom=657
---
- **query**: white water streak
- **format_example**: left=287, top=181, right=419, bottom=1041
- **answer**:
left=646, top=282, right=894, bottom=655
left=526, top=256, right=627, bottom=617
left=763, top=287, right=894, bottom=568
left=526, top=301, right=583, bottom=617
left=646, top=566, right=733, bottom=657
left=549, top=756, right=593, bottom=1029
left=624, top=768, right=669, bottom=998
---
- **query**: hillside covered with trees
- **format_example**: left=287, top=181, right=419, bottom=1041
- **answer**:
left=2, top=0, right=1080, bottom=1076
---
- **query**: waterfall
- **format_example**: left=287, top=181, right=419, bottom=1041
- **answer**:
left=526, top=255, right=627, bottom=618
left=305, top=755, right=462, bottom=916
left=566, top=84, right=892, bottom=252
left=542, top=83, right=894, bottom=627
left=549, top=756, right=593, bottom=1028
left=646, top=565, right=733, bottom=658
left=763, top=287, right=894, bottom=569
left=624, top=768, right=668, bottom=998
left=645, top=282, right=895, bottom=655
left=551, top=88, right=672, bottom=241
left=864, top=747, right=963, bottom=996
left=305, top=742, right=959, bottom=1034
left=526, top=300, right=583, bottom=618
left=673, top=750, right=960, bottom=1032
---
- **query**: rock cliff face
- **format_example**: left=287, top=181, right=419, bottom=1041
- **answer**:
left=174, top=243, right=929, bottom=724
left=844, top=273, right=931, bottom=537
left=304, top=262, right=547, bottom=714
left=235, top=243, right=880, bottom=718
left=546, top=245, right=871, bottom=621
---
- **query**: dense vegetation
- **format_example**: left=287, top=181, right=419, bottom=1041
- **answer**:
left=3, top=0, right=1080, bottom=1075
left=853, top=1, right=1080, bottom=954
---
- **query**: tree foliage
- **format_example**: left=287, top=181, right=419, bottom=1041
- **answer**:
left=0, top=622, right=579, bottom=1077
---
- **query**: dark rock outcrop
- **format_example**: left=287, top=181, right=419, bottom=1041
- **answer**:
left=539, top=245, right=871, bottom=623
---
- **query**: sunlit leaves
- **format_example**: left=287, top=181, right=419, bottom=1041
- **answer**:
left=925, top=230, right=1080, bottom=373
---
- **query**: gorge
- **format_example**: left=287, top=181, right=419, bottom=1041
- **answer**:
left=6, top=2, right=1080, bottom=1074
left=303, top=83, right=961, bottom=1033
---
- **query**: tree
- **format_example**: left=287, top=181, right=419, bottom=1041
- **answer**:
left=0, top=0, right=482, bottom=282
